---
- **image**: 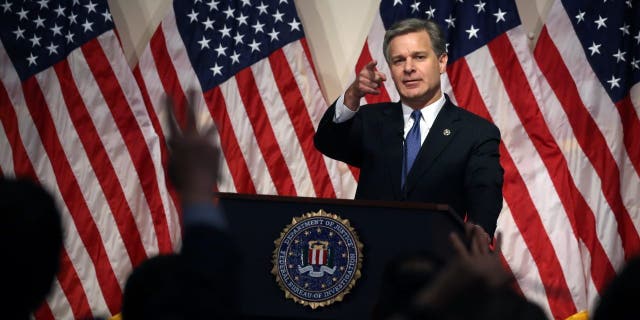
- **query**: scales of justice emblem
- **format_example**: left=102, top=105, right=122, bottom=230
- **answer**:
left=272, top=210, right=363, bottom=309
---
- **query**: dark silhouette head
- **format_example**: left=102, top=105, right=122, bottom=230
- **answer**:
left=593, top=255, right=640, bottom=320
left=0, top=177, right=63, bottom=318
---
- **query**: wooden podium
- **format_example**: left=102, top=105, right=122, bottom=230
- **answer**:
left=217, top=193, right=466, bottom=320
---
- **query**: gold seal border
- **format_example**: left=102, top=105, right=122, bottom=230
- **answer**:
left=271, top=209, right=364, bottom=309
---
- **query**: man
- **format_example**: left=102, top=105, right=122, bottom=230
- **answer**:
left=314, top=18, right=503, bottom=235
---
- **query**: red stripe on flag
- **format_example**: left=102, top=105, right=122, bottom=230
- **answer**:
left=203, top=87, right=256, bottom=194
left=54, top=61, right=148, bottom=266
left=356, top=42, right=391, bottom=104
left=132, top=65, right=182, bottom=229
left=81, top=39, right=173, bottom=254
left=300, top=38, right=321, bottom=90
left=487, top=33, right=616, bottom=293
left=0, top=81, right=92, bottom=318
left=235, top=67, right=297, bottom=195
left=616, top=96, right=640, bottom=177
left=150, top=28, right=188, bottom=129
left=268, top=49, right=336, bottom=198
left=21, top=77, right=121, bottom=314
left=55, top=250, right=92, bottom=318
left=535, top=28, right=640, bottom=258
left=33, top=302, right=54, bottom=320
left=448, top=58, right=577, bottom=319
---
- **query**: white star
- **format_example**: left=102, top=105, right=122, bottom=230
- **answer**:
left=606, top=75, right=620, bottom=89
left=236, top=13, right=248, bottom=26
left=197, top=35, right=210, bottom=49
left=240, top=0, right=251, bottom=7
left=65, top=31, right=75, bottom=43
left=393, top=0, right=402, bottom=6
left=635, top=31, right=640, bottom=44
left=252, top=20, right=265, bottom=33
left=465, top=25, right=479, bottom=39
left=69, top=12, right=78, bottom=24
left=619, top=24, right=630, bottom=35
left=13, top=26, right=25, bottom=40
left=206, top=0, right=220, bottom=11
left=187, top=9, right=199, bottom=23
left=82, top=19, right=94, bottom=32
left=72, top=0, right=80, bottom=5
left=27, top=53, right=38, bottom=66
left=54, top=5, right=65, bottom=17
left=233, top=32, right=244, bottom=44
left=84, top=0, right=97, bottom=13
left=248, top=39, right=261, bottom=52
left=210, top=63, right=223, bottom=76
left=631, top=57, right=639, bottom=70
left=194, top=0, right=203, bottom=3
left=493, top=8, right=506, bottom=22
left=46, top=42, right=59, bottom=55
left=50, top=24, right=63, bottom=36
left=279, top=0, right=288, bottom=4
left=268, top=28, right=280, bottom=41
left=288, top=18, right=301, bottom=31
left=575, top=10, right=585, bottom=23
left=474, top=1, right=486, bottom=13
left=102, top=9, right=112, bottom=22
left=272, top=9, right=284, bottom=22
left=594, top=15, right=607, bottom=29
left=425, top=6, right=435, bottom=19
left=219, top=24, right=231, bottom=38
left=626, top=0, right=632, bottom=8
left=214, top=43, right=227, bottom=57
left=613, top=49, right=626, bottom=63
left=17, top=7, right=29, bottom=20
left=230, top=50, right=240, bottom=64
left=410, top=1, right=420, bottom=13
left=202, top=17, right=214, bottom=30
left=587, top=42, right=601, bottom=55
left=223, top=6, right=235, bottom=19
left=256, top=2, right=268, bottom=15
left=37, top=0, right=49, bottom=9
left=445, top=14, right=455, bottom=28
left=29, top=34, right=42, bottom=47
left=33, top=15, right=46, bottom=29
left=1, top=1, right=12, bottom=13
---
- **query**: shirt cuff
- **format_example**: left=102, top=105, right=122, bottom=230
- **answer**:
left=333, top=94, right=359, bottom=123
left=183, top=202, right=228, bottom=230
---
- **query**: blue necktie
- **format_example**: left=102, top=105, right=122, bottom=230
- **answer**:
left=402, top=110, right=422, bottom=188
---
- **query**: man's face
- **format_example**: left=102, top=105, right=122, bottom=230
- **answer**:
left=387, top=30, right=448, bottom=109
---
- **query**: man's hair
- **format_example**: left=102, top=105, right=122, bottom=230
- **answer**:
left=0, top=178, right=63, bottom=317
left=383, top=18, right=446, bottom=62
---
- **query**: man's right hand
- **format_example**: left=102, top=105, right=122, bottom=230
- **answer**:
left=344, top=60, right=387, bottom=110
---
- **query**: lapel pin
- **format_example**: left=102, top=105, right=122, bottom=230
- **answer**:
left=443, top=129, right=451, bottom=136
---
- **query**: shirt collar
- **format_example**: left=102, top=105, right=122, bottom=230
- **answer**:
left=401, top=94, right=446, bottom=127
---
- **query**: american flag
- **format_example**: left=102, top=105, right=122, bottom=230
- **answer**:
left=357, top=0, right=639, bottom=319
left=0, top=0, right=179, bottom=318
left=133, top=0, right=353, bottom=198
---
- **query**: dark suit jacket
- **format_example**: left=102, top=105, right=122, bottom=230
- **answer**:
left=314, top=96, right=503, bottom=235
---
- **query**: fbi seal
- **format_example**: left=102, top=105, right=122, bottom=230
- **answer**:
left=272, top=210, right=363, bottom=309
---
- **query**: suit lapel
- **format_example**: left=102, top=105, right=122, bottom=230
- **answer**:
left=381, top=102, right=404, bottom=199
left=404, top=100, right=460, bottom=194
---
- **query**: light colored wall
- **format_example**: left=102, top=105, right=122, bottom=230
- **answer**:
left=109, top=0, right=553, bottom=102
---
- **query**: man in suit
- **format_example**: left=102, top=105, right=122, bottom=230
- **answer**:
left=314, top=18, right=503, bottom=235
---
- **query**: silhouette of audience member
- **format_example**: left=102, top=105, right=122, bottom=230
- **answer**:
left=372, top=252, right=444, bottom=320
left=121, top=94, right=239, bottom=320
left=0, top=177, right=64, bottom=320
left=393, top=227, right=548, bottom=320
left=592, top=255, right=640, bottom=320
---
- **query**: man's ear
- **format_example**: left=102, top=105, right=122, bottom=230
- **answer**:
left=438, top=53, right=448, bottom=74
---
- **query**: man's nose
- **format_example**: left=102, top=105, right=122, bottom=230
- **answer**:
left=404, top=58, right=415, bottom=73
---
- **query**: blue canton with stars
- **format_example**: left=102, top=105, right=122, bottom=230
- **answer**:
left=379, top=0, right=521, bottom=64
left=562, top=0, right=639, bottom=103
left=0, top=0, right=114, bottom=81
left=174, top=0, right=304, bottom=92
